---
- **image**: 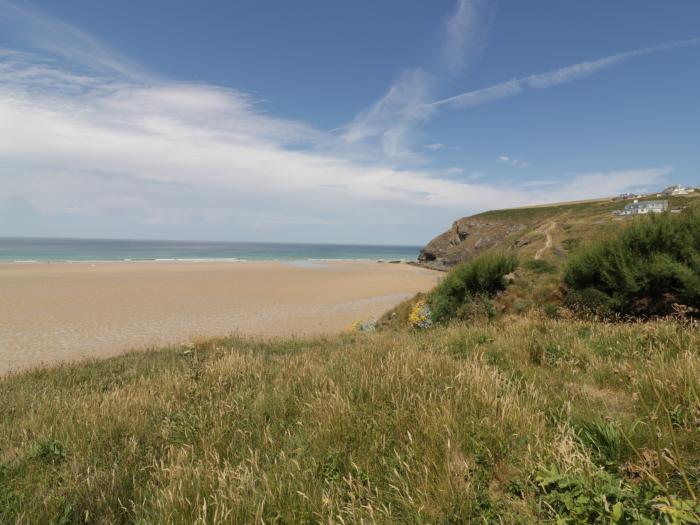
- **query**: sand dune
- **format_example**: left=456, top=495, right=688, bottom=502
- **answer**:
left=0, top=261, right=439, bottom=373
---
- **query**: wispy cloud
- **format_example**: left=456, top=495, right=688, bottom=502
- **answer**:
left=0, top=0, right=151, bottom=80
left=431, top=38, right=700, bottom=109
left=0, top=50, right=669, bottom=242
left=440, top=0, right=491, bottom=74
left=342, top=5, right=698, bottom=158
left=498, top=155, right=529, bottom=168
left=340, top=68, right=436, bottom=158
left=0, top=1, right=679, bottom=243
left=341, top=0, right=487, bottom=158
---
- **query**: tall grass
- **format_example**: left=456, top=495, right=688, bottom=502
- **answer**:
left=1, top=316, right=698, bottom=523
left=564, top=209, right=700, bottom=317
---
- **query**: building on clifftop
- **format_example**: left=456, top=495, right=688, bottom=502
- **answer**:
left=614, top=199, right=668, bottom=216
left=661, top=184, right=693, bottom=196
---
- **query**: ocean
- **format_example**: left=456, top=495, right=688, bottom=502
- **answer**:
left=0, top=237, right=422, bottom=263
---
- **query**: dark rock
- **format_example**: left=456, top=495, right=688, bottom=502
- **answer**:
left=418, top=217, right=531, bottom=270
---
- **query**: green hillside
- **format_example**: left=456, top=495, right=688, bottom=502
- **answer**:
left=416, top=193, right=700, bottom=317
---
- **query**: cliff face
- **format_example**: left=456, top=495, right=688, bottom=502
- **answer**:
left=418, top=217, right=531, bottom=270
left=418, top=193, right=700, bottom=271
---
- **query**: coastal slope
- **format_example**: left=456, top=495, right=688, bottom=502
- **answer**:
left=418, top=193, right=699, bottom=270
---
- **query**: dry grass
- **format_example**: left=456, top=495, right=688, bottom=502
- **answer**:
left=1, top=316, right=699, bottom=523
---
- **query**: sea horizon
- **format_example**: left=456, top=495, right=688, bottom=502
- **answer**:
left=0, top=236, right=422, bottom=263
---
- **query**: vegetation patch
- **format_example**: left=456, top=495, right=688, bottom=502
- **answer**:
left=535, top=464, right=700, bottom=524
left=564, top=210, right=700, bottom=318
left=1, top=316, right=699, bottom=522
left=523, top=258, right=558, bottom=274
left=428, top=252, right=517, bottom=323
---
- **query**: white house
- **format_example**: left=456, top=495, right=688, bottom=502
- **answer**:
left=661, top=184, right=693, bottom=196
left=614, top=199, right=668, bottom=216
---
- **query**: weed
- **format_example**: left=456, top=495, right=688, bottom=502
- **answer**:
left=524, top=259, right=558, bottom=275
left=33, top=439, right=66, bottom=465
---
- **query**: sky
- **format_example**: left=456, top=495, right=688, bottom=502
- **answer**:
left=0, top=1, right=698, bottom=245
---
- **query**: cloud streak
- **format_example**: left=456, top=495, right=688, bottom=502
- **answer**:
left=0, top=50, right=670, bottom=243
left=440, top=0, right=490, bottom=74
left=0, top=1, right=680, bottom=243
left=0, top=0, right=151, bottom=80
left=431, top=38, right=700, bottom=109
left=341, top=0, right=487, bottom=158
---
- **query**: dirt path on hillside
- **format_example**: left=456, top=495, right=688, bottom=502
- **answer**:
left=535, top=222, right=556, bottom=260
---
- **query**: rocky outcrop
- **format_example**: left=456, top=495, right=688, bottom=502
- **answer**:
left=418, top=218, right=530, bottom=270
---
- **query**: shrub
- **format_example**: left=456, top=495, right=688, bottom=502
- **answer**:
left=428, top=253, right=517, bottom=322
left=564, top=287, right=616, bottom=318
left=524, top=259, right=558, bottom=274
left=543, top=303, right=560, bottom=319
left=564, top=209, right=700, bottom=318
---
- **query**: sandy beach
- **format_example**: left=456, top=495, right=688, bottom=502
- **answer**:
left=0, top=260, right=439, bottom=374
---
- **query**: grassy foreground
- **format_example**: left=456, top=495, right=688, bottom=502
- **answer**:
left=2, top=316, right=699, bottom=523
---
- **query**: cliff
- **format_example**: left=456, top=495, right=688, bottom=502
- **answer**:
left=418, top=217, right=531, bottom=270
left=417, top=198, right=630, bottom=270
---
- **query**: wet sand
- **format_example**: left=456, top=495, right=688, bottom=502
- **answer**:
left=0, top=261, right=439, bottom=374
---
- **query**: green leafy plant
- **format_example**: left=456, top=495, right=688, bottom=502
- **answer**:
left=564, top=209, right=700, bottom=318
left=535, top=465, right=671, bottom=524
left=428, top=252, right=517, bottom=322
left=33, top=439, right=66, bottom=465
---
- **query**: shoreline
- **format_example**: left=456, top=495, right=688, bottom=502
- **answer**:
left=0, top=257, right=415, bottom=264
left=0, top=260, right=439, bottom=374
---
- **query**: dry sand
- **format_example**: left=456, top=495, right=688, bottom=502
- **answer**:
left=0, top=260, right=439, bottom=374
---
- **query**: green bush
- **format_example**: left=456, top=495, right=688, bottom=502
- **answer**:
left=543, top=303, right=560, bottom=319
left=524, top=259, right=558, bottom=274
left=429, top=253, right=517, bottom=322
left=564, top=209, right=700, bottom=317
left=564, top=287, right=616, bottom=318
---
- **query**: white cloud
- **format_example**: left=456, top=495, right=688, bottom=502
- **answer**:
left=341, top=68, right=436, bottom=159
left=0, top=0, right=151, bottom=80
left=0, top=55, right=671, bottom=242
left=0, top=1, right=678, bottom=243
left=424, top=143, right=445, bottom=150
left=440, top=0, right=490, bottom=74
left=498, top=155, right=529, bottom=168
left=431, top=38, right=700, bottom=109
left=341, top=0, right=489, bottom=159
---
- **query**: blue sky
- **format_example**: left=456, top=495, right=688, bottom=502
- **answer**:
left=0, top=1, right=698, bottom=244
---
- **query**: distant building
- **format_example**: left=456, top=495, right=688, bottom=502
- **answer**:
left=613, top=192, right=640, bottom=201
left=614, top=199, right=668, bottom=216
left=661, top=184, right=693, bottom=196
